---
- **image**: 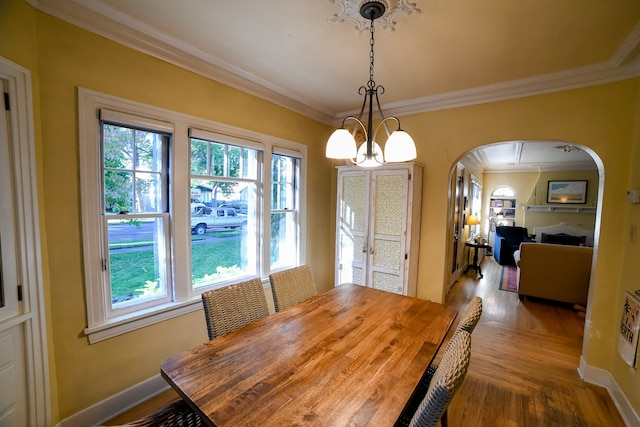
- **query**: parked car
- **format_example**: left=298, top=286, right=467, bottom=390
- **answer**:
left=191, top=203, right=210, bottom=215
left=217, top=201, right=248, bottom=214
left=191, top=207, right=247, bottom=235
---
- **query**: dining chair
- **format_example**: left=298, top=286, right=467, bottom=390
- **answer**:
left=396, top=330, right=472, bottom=427
left=201, top=278, right=270, bottom=340
left=454, top=296, right=483, bottom=337
left=398, top=297, right=481, bottom=425
left=268, top=264, right=318, bottom=312
left=113, top=399, right=204, bottom=426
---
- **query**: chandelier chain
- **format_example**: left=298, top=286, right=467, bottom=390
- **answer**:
left=368, top=17, right=376, bottom=90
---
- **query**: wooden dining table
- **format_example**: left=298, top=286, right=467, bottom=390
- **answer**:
left=161, top=283, right=458, bottom=426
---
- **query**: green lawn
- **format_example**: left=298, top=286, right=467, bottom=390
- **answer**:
left=109, top=232, right=242, bottom=302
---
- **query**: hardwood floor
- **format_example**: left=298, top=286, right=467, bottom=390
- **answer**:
left=101, top=388, right=180, bottom=425
left=103, top=256, right=624, bottom=426
left=446, top=256, right=624, bottom=426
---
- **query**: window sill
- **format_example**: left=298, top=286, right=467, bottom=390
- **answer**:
left=83, top=299, right=203, bottom=344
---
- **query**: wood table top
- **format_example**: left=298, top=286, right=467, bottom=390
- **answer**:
left=161, top=283, right=457, bottom=427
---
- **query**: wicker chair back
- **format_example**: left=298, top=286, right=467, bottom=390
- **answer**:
left=201, top=278, right=269, bottom=340
left=269, top=265, right=318, bottom=312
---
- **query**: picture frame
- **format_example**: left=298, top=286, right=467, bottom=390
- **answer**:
left=547, top=180, right=588, bottom=204
left=618, top=291, right=640, bottom=367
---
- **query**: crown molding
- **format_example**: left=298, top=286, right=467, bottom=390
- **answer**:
left=612, top=20, right=640, bottom=65
left=27, top=0, right=336, bottom=124
left=355, top=59, right=640, bottom=121
left=29, top=0, right=640, bottom=127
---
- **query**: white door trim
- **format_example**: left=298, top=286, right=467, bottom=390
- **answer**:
left=0, top=56, right=51, bottom=426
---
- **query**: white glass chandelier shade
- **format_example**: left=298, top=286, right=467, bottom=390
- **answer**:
left=383, top=130, right=417, bottom=163
left=356, top=141, right=384, bottom=167
left=326, top=128, right=357, bottom=159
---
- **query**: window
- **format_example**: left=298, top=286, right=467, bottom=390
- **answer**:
left=489, top=186, right=517, bottom=227
left=101, top=120, right=172, bottom=316
left=189, top=134, right=260, bottom=288
left=79, top=89, right=306, bottom=343
left=468, top=177, right=482, bottom=237
left=270, top=153, right=300, bottom=270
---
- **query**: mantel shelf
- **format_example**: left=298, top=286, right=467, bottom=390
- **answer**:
left=521, top=204, right=597, bottom=213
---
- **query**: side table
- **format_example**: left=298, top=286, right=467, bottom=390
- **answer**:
left=465, top=241, right=491, bottom=278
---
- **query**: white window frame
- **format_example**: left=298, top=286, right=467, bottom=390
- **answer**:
left=188, top=128, right=264, bottom=290
left=78, top=88, right=307, bottom=343
left=99, top=110, right=173, bottom=318
left=270, top=147, right=302, bottom=272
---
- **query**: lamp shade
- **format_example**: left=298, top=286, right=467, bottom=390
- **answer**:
left=465, top=214, right=480, bottom=226
left=326, top=129, right=357, bottom=159
left=383, top=130, right=417, bottom=162
left=356, top=141, right=384, bottom=167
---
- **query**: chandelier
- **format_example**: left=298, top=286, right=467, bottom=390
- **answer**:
left=325, top=1, right=417, bottom=167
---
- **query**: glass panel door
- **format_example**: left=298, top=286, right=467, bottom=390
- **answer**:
left=336, top=172, right=368, bottom=286
left=369, top=169, right=408, bottom=295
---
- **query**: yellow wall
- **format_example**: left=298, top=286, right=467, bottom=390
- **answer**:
left=3, top=0, right=640, bottom=421
left=613, top=78, right=640, bottom=412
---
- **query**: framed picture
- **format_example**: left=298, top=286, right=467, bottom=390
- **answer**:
left=618, top=291, right=640, bottom=367
left=547, top=180, right=588, bottom=204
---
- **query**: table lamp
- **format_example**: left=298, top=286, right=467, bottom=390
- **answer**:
left=465, top=214, right=480, bottom=226
left=465, top=214, right=481, bottom=243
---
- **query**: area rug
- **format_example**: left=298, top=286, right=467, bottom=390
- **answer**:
left=499, top=265, right=518, bottom=292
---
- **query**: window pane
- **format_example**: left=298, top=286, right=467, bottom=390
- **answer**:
left=274, top=183, right=293, bottom=210
left=228, top=146, right=241, bottom=178
left=191, top=139, right=208, bottom=175
left=190, top=178, right=257, bottom=288
left=135, top=131, right=163, bottom=172
left=210, top=143, right=225, bottom=176
left=108, top=217, right=168, bottom=307
left=135, top=172, right=162, bottom=213
left=104, top=170, right=133, bottom=214
left=103, top=124, right=133, bottom=170
left=242, top=149, right=258, bottom=179
left=271, top=212, right=297, bottom=267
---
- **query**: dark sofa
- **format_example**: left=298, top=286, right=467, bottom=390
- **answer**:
left=494, top=226, right=533, bottom=265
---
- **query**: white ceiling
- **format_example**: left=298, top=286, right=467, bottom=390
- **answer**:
left=30, top=0, right=638, bottom=171
left=465, top=141, right=597, bottom=173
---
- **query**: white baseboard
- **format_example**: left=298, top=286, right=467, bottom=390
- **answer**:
left=56, top=375, right=169, bottom=427
left=579, top=356, right=640, bottom=427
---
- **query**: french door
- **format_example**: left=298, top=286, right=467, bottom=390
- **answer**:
left=335, top=166, right=416, bottom=295
left=0, top=58, right=50, bottom=426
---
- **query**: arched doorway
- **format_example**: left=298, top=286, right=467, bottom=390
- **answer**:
left=447, top=139, right=602, bottom=357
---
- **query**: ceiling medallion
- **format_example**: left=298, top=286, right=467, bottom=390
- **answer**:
left=328, top=0, right=422, bottom=33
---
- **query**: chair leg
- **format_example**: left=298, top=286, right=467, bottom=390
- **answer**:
left=441, top=409, right=448, bottom=427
